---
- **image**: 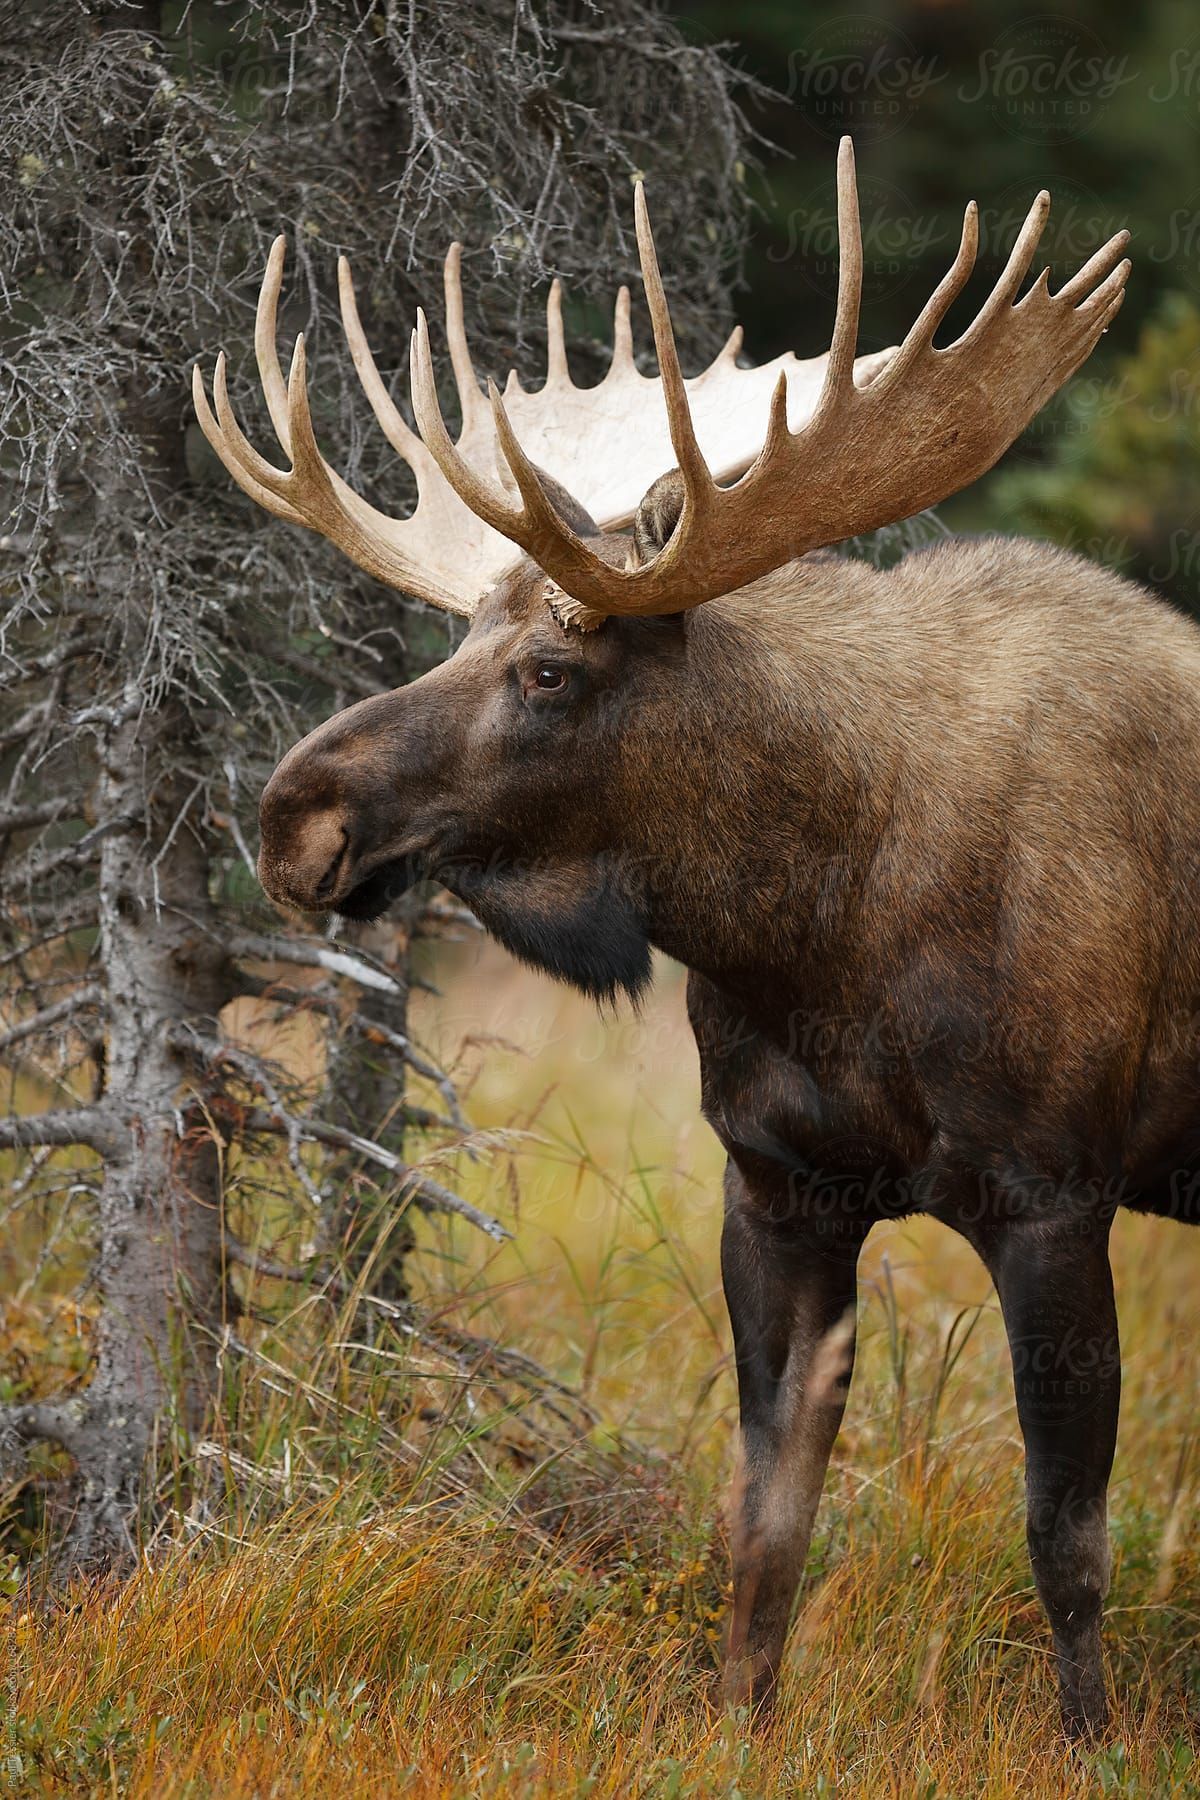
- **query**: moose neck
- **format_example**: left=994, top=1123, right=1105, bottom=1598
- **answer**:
left=623, top=561, right=915, bottom=1014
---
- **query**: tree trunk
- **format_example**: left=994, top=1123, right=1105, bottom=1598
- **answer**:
left=61, top=710, right=233, bottom=1568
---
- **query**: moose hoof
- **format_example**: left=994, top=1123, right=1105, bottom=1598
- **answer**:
left=721, top=1652, right=778, bottom=1721
left=1060, top=1682, right=1110, bottom=1743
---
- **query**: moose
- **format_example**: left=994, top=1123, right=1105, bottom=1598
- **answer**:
left=194, top=139, right=1200, bottom=1739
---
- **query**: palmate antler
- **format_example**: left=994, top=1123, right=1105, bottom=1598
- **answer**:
left=192, top=239, right=521, bottom=615
left=192, top=165, right=893, bottom=618
left=412, top=137, right=1130, bottom=622
left=194, top=139, right=1129, bottom=625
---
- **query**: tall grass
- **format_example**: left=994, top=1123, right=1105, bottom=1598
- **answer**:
left=2, top=942, right=1198, bottom=1796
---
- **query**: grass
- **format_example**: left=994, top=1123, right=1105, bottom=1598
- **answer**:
left=3, top=940, right=1199, bottom=1796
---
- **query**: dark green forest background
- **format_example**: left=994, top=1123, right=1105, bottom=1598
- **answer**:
left=676, top=0, right=1199, bottom=612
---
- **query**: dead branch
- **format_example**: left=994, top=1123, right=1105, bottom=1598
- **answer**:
left=221, top=976, right=471, bottom=1139
left=232, top=930, right=404, bottom=997
left=402, top=1101, right=464, bottom=1135
left=243, top=1107, right=509, bottom=1240
left=5, top=815, right=135, bottom=888
left=0, top=699, right=53, bottom=753
left=345, top=1010, right=467, bottom=1128
left=214, top=758, right=259, bottom=883
left=0, top=985, right=103, bottom=1055
left=1, top=634, right=104, bottom=684
left=0, top=797, right=76, bottom=836
left=0, top=1399, right=87, bottom=1464
left=168, top=1024, right=325, bottom=1209
left=234, top=970, right=460, bottom=1110
left=270, top=640, right=388, bottom=701
left=221, top=1236, right=593, bottom=1425
left=0, top=896, right=99, bottom=961
left=0, top=1105, right=126, bottom=1153
left=222, top=1238, right=326, bottom=1286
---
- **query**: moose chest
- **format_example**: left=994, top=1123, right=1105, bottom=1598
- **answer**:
left=685, top=969, right=935, bottom=1235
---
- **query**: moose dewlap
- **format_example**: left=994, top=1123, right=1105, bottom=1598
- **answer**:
left=195, top=140, right=1200, bottom=1742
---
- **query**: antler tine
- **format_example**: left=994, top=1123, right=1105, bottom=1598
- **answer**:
left=819, top=136, right=865, bottom=403
left=1096, top=284, right=1127, bottom=332
left=194, top=243, right=501, bottom=617
left=1053, top=228, right=1131, bottom=307
left=442, top=243, right=488, bottom=434
left=254, top=235, right=293, bottom=455
left=283, top=331, right=399, bottom=539
left=409, top=307, right=520, bottom=534
left=214, top=335, right=361, bottom=550
left=546, top=279, right=570, bottom=386
left=209, top=351, right=304, bottom=514
left=962, top=187, right=1051, bottom=343
left=337, top=254, right=430, bottom=469
left=633, top=182, right=712, bottom=496
left=191, top=357, right=307, bottom=527
left=282, top=333, right=335, bottom=495
left=1079, top=255, right=1131, bottom=322
left=874, top=202, right=980, bottom=396
left=758, top=369, right=792, bottom=466
left=276, top=331, right=477, bottom=610
left=610, top=285, right=634, bottom=373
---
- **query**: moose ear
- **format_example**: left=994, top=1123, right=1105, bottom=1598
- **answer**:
left=542, top=471, right=600, bottom=538
left=632, top=469, right=686, bottom=567
left=497, top=456, right=599, bottom=539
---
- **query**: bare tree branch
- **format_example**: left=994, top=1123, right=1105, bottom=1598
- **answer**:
left=0, top=896, right=99, bottom=963
left=169, top=1024, right=325, bottom=1210
left=6, top=816, right=135, bottom=888
left=344, top=1009, right=467, bottom=1128
left=243, top=1107, right=509, bottom=1240
left=269, top=640, right=388, bottom=701
left=0, top=984, right=103, bottom=1054
left=0, top=1399, right=87, bottom=1463
left=220, top=1235, right=595, bottom=1426
left=232, top=930, right=404, bottom=996
left=0, top=1106, right=125, bottom=1153
left=0, top=796, right=76, bottom=836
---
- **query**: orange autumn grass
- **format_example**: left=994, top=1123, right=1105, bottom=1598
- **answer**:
left=4, top=943, right=1199, bottom=1797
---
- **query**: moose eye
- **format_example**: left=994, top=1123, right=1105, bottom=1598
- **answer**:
left=534, top=665, right=568, bottom=692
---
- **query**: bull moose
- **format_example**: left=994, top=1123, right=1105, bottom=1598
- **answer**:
left=194, top=139, right=1197, bottom=1738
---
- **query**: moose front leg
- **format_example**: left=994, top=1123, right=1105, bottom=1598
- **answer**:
left=720, top=1168, right=861, bottom=1714
left=983, top=1214, right=1121, bottom=1739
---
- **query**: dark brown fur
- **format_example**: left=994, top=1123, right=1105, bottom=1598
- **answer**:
left=259, top=520, right=1200, bottom=1737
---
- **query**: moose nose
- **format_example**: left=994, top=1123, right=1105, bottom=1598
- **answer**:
left=257, top=774, right=356, bottom=913
left=313, top=826, right=350, bottom=902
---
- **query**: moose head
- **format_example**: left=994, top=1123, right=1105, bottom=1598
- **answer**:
left=194, top=139, right=1161, bottom=1741
left=194, top=139, right=1127, bottom=1003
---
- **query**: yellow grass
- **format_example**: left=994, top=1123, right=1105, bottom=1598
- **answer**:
left=4, top=940, right=1199, bottom=1796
